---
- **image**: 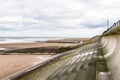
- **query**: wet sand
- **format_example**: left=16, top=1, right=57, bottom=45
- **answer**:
left=0, top=42, right=76, bottom=50
left=47, top=38, right=89, bottom=43
left=0, top=55, right=56, bottom=79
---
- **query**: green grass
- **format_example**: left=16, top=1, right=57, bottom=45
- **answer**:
left=58, top=46, right=78, bottom=53
left=96, top=44, right=109, bottom=72
left=97, top=59, right=108, bottom=72
left=3, top=45, right=79, bottom=54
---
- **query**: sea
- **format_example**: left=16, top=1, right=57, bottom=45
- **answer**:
left=0, top=37, right=65, bottom=44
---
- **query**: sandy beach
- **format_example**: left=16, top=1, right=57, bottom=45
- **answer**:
left=0, top=42, right=76, bottom=50
left=0, top=55, right=56, bottom=79
left=0, top=39, right=82, bottom=79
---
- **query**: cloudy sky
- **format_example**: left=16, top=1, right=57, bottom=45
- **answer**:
left=0, top=0, right=120, bottom=38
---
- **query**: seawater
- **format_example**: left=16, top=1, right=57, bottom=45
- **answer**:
left=0, top=37, right=65, bottom=44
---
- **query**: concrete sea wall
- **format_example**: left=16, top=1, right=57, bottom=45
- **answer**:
left=101, top=20, right=120, bottom=80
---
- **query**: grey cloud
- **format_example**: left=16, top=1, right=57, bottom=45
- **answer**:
left=0, top=21, right=58, bottom=31
left=81, top=21, right=106, bottom=29
left=0, top=0, right=120, bottom=37
left=0, top=26, right=22, bottom=31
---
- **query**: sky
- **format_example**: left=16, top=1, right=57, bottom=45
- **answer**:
left=0, top=0, right=120, bottom=38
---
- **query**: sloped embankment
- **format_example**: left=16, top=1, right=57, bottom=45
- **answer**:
left=101, top=20, right=120, bottom=80
left=0, top=43, right=78, bottom=54
left=11, top=42, right=105, bottom=80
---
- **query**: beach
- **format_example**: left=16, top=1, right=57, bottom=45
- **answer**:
left=0, top=42, right=77, bottom=79
left=0, top=42, right=77, bottom=50
left=0, top=55, right=56, bottom=79
left=0, top=38, right=88, bottom=79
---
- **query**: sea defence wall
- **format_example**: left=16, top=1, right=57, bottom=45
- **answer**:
left=101, top=20, right=120, bottom=80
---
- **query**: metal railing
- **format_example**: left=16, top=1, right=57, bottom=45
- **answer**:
left=103, top=20, right=120, bottom=35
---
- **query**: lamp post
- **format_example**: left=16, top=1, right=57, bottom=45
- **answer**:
left=107, top=20, right=109, bottom=29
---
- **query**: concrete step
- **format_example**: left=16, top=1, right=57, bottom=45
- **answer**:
left=81, top=60, right=90, bottom=69
left=66, top=64, right=77, bottom=74
left=57, top=66, right=70, bottom=77
left=66, top=54, right=82, bottom=65
left=73, top=62, right=83, bottom=72
left=58, top=75, right=68, bottom=80
left=57, top=55, right=86, bottom=76
left=47, top=67, right=65, bottom=79
left=47, top=43, right=99, bottom=80
left=86, top=65, right=96, bottom=80
left=66, top=55, right=90, bottom=73
left=48, top=54, right=83, bottom=78
left=64, top=73, right=77, bottom=80
left=74, top=68, right=88, bottom=80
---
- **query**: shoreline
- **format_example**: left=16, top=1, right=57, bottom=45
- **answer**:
left=0, top=38, right=89, bottom=79
left=0, top=38, right=89, bottom=52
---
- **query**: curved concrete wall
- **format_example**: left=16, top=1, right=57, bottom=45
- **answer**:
left=101, top=20, right=120, bottom=80
left=101, top=35, right=120, bottom=80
